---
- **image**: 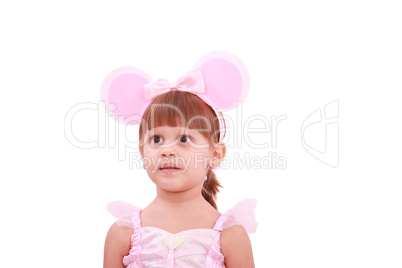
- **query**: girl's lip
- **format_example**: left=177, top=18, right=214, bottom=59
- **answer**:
left=159, top=168, right=181, bottom=174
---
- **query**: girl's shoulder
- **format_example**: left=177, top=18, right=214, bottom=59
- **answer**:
left=104, top=220, right=134, bottom=266
left=219, top=224, right=255, bottom=267
left=218, top=199, right=258, bottom=267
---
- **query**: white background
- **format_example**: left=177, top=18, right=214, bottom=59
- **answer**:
left=1, top=0, right=401, bottom=267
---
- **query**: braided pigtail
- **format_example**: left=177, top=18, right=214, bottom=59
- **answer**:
left=202, top=168, right=222, bottom=210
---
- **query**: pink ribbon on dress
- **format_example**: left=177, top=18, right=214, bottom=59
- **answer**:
left=143, top=70, right=205, bottom=100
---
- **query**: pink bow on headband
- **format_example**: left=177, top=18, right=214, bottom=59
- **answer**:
left=100, top=51, right=250, bottom=127
left=143, top=70, right=205, bottom=100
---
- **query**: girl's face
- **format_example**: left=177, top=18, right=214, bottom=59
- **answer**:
left=139, top=126, right=215, bottom=192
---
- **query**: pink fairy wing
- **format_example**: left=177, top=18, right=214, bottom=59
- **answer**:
left=100, top=67, right=152, bottom=125
left=223, top=199, right=258, bottom=233
left=194, top=51, right=250, bottom=112
left=107, top=200, right=139, bottom=229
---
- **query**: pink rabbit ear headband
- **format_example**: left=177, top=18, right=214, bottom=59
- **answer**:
left=100, top=51, right=250, bottom=142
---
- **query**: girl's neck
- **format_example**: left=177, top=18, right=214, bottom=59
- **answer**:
left=153, top=186, right=207, bottom=208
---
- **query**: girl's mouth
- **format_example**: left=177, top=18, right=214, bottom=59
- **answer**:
left=159, top=167, right=181, bottom=174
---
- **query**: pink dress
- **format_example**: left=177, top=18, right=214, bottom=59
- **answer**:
left=107, top=199, right=258, bottom=268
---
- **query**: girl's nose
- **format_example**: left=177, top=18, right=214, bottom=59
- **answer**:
left=161, top=151, right=177, bottom=157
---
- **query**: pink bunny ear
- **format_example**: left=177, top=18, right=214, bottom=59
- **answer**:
left=100, top=67, right=152, bottom=125
left=194, top=51, right=250, bottom=111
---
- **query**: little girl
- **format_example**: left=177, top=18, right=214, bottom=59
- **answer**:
left=101, top=52, right=257, bottom=268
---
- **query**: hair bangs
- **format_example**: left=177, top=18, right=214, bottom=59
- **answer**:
left=139, top=91, right=222, bottom=144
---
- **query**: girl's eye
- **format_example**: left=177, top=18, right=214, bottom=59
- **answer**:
left=151, top=135, right=162, bottom=144
left=179, top=135, right=192, bottom=143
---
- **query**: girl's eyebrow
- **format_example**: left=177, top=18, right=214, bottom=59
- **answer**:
left=151, top=132, right=198, bottom=138
left=151, top=128, right=200, bottom=135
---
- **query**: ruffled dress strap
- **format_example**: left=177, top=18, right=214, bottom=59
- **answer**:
left=213, top=199, right=258, bottom=233
left=212, top=210, right=231, bottom=232
left=107, top=200, right=142, bottom=229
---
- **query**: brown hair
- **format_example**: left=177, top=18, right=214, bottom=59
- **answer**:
left=138, top=91, right=225, bottom=209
